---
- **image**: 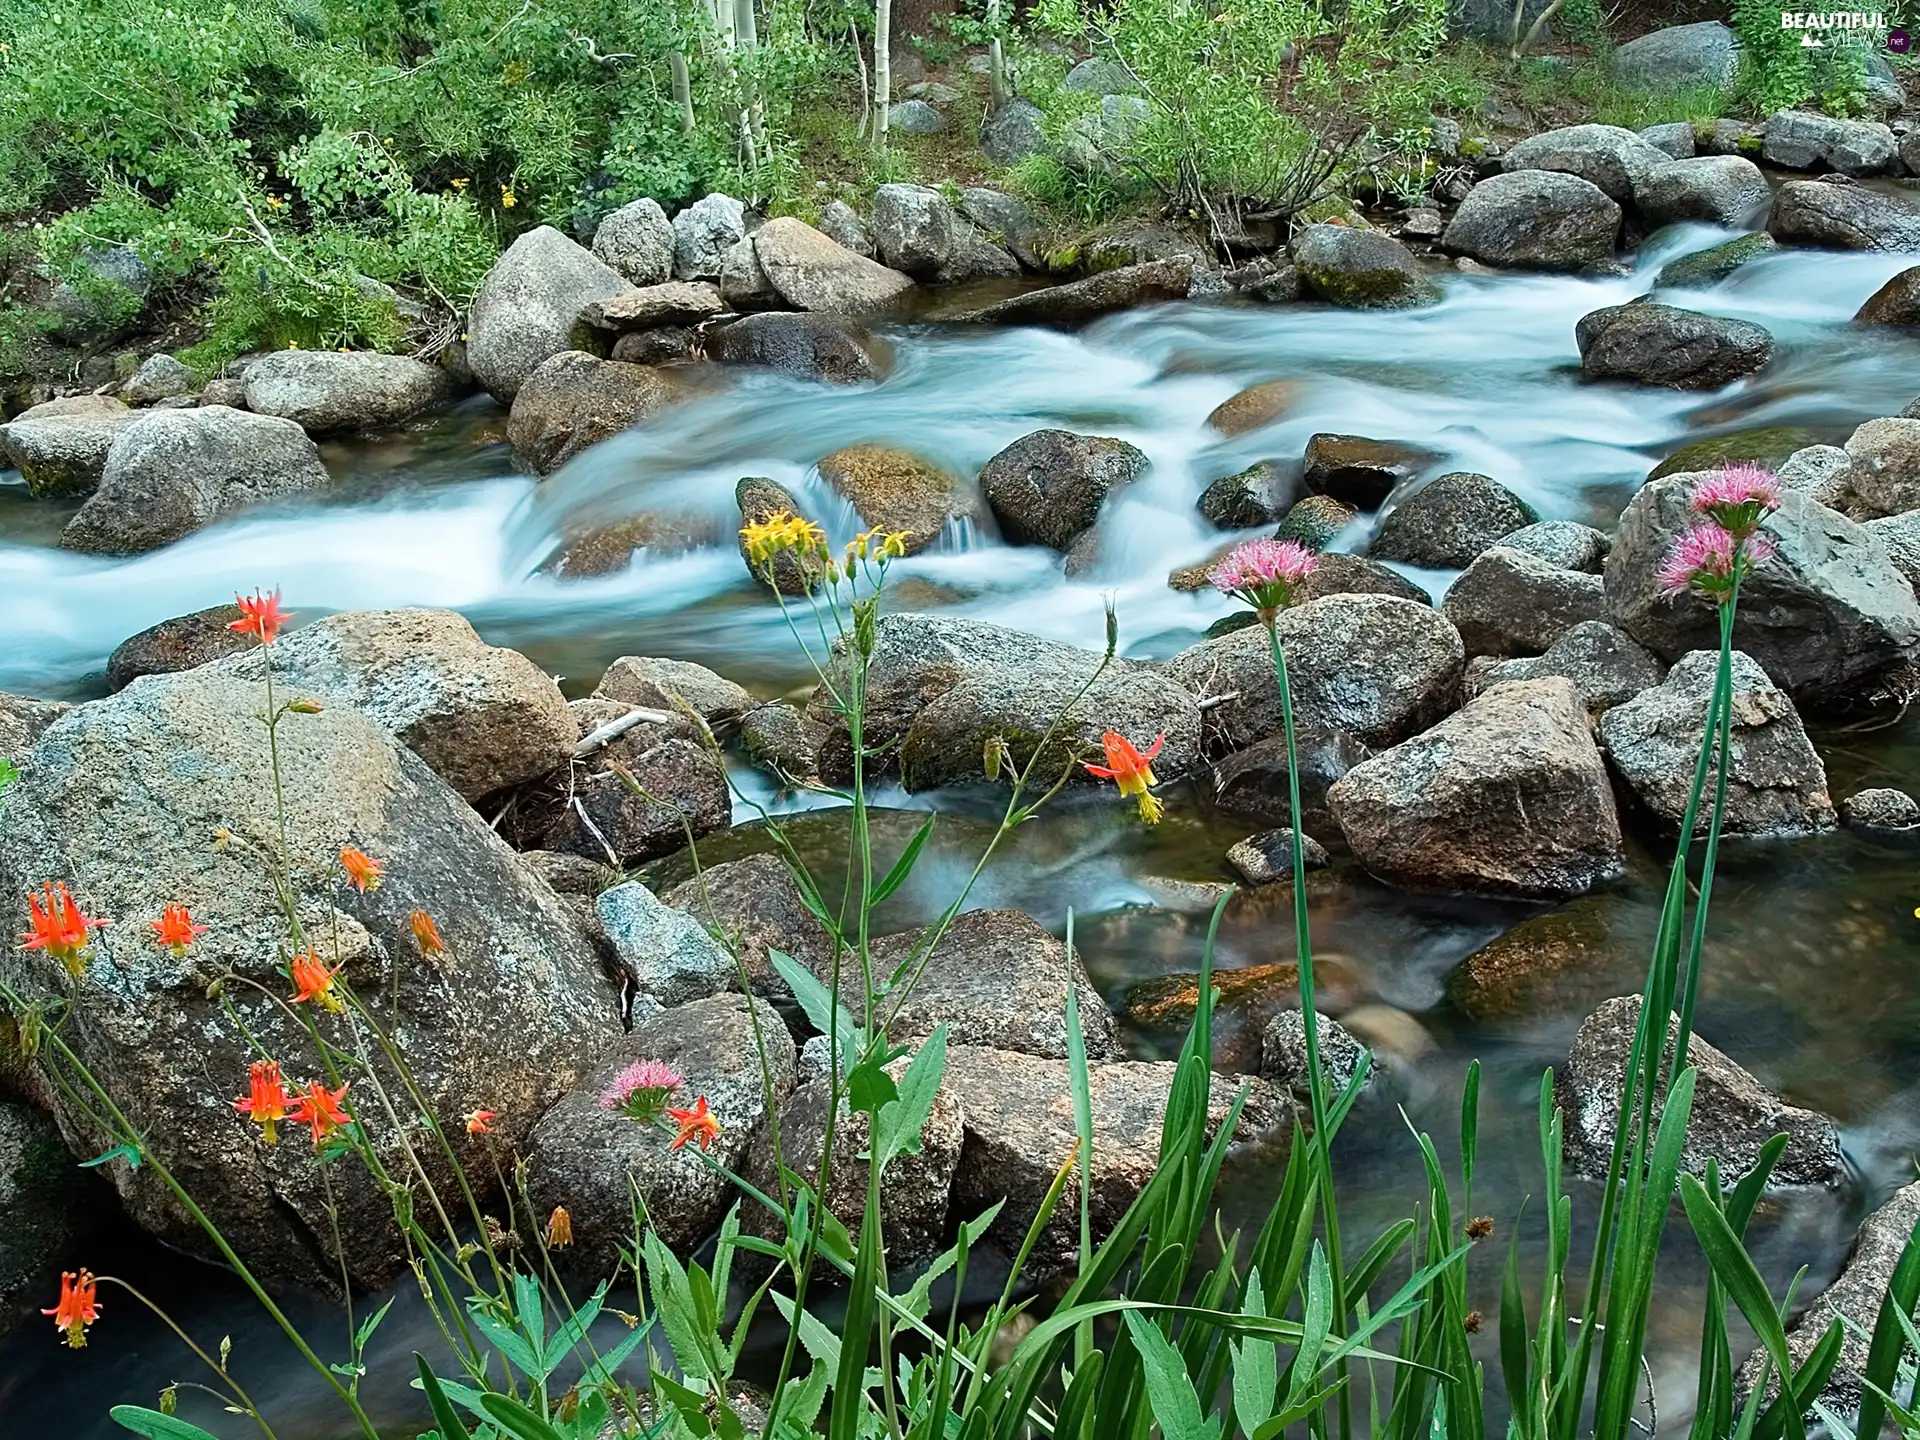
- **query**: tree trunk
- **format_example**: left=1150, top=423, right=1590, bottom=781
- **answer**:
left=987, top=0, right=1009, bottom=107
left=873, top=0, right=892, bottom=147
left=669, top=52, right=695, bottom=131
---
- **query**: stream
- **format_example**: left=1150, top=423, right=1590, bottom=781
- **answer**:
left=4, top=219, right=1920, bottom=1437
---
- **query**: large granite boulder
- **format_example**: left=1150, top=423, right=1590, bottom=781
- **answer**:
left=1443, top=544, right=1607, bottom=656
left=1762, top=110, right=1897, bottom=176
left=1829, top=416, right=1920, bottom=518
left=593, top=655, right=755, bottom=724
left=1442, top=171, right=1621, bottom=270
left=1576, top=302, right=1773, bottom=389
left=980, top=98, right=1048, bottom=164
left=1632, top=156, right=1770, bottom=228
left=242, top=351, right=451, bottom=433
left=978, top=428, right=1149, bottom=551
left=591, top=197, right=676, bottom=286
left=1289, top=224, right=1440, bottom=309
left=1768, top=180, right=1920, bottom=252
left=0, top=396, right=139, bottom=497
left=672, top=193, right=750, bottom=280
left=1854, top=265, right=1920, bottom=326
left=0, top=668, right=620, bottom=1289
left=1503, top=124, right=1671, bottom=204
left=1466, top=620, right=1665, bottom=716
left=816, top=444, right=974, bottom=554
left=1369, top=471, right=1538, bottom=569
left=709, top=313, right=891, bottom=384
left=1611, top=22, right=1739, bottom=93
left=505, top=351, right=676, bottom=475
left=1328, top=677, right=1624, bottom=899
left=750, top=216, right=915, bottom=313
left=466, top=226, right=629, bottom=401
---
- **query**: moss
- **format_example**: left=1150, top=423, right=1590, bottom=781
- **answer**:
left=1737, top=132, right=1764, bottom=154
left=1298, top=262, right=1441, bottom=309
left=1653, top=231, right=1777, bottom=290
left=1458, top=136, right=1488, bottom=158
left=1647, top=426, right=1821, bottom=482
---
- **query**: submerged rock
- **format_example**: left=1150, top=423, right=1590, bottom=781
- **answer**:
left=1370, top=472, right=1539, bottom=569
left=1654, top=232, right=1778, bottom=290
left=817, top=443, right=974, bottom=554
left=947, top=259, right=1192, bottom=325
left=1447, top=898, right=1648, bottom=1021
left=466, top=226, right=629, bottom=401
left=709, top=312, right=891, bottom=384
left=1207, top=380, right=1302, bottom=438
left=978, top=428, right=1149, bottom=551
left=1302, top=433, right=1439, bottom=510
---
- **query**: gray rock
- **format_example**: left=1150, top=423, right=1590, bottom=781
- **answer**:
left=1503, top=124, right=1671, bottom=203
left=0, top=693, right=71, bottom=763
left=871, top=183, right=955, bottom=279
left=904, top=80, right=962, bottom=104
left=1777, top=442, right=1853, bottom=496
left=61, top=406, right=328, bottom=554
left=888, top=98, right=948, bottom=134
left=47, top=246, right=151, bottom=344
left=1167, top=594, right=1464, bottom=751
left=1063, top=56, right=1137, bottom=93
left=467, top=227, right=627, bottom=402
left=1768, top=179, right=1920, bottom=251
left=597, top=881, right=737, bottom=1006
left=1289, top=224, right=1440, bottom=309
left=0, top=398, right=139, bottom=497
left=1576, top=301, right=1773, bottom=389
left=1833, top=416, right=1920, bottom=517
left=1855, top=265, right=1920, bottom=325
left=1198, top=460, right=1298, bottom=530
left=981, top=98, right=1048, bottom=164
left=200, top=376, right=248, bottom=407
left=1207, top=381, right=1302, bottom=439
left=1276, top=494, right=1361, bottom=550
left=718, top=234, right=781, bottom=312
left=1330, top=677, right=1624, bottom=899
left=817, top=443, right=974, bottom=554
left=816, top=200, right=874, bottom=257
left=243, top=350, right=450, bottom=433
left=1302, top=433, right=1438, bottom=510
left=709, top=312, right=891, bottom=384
left=1370, top=471, right=1539, bottom=568
left=978, top=428, right=1148, bottom=551
left=1762, top=110, right=1897, bottom=176
left=1225, top=258, right=1301, bottom=302
left=1560, top=995, right=1845, bottom=1188
left=1061, top=94, right=1149, bottom=175
left=1598, top=649, right=1836, bottom=834
left=122, top=353, right=195, bottom=405
left=948, top=258, right=1192, bottom=325
left=1443, top=544, right=1607, bottom=656
left=584, top=281, right=724, bottom=330
left=1261, top=1010, right=1370, bottom=1102
left=1400, top=206, right=1445, bottom=239
left=960, top=188, right=1044, bottom=270
left=0, top=1099, right=104, bottom=1317
left=751, top=217, right=914, bottom=313
left=591, top=197, right=676, bottom=285
left=940, top=220, right=1022, bottom=282
left=1654, top=233, right=1779, bottom=290
left=1212, top=725, right=1371, bottom=831
left=1866, top=510, right=1920, bottom=592
left=1501, top=519, right=1612, bottom=572
left=661, top=852, right=834, bottom=996
left=525, top=993, right=794, bottom=1270
left=1633, top=156, right=1769, bottom=227
left=1639, top=122, right=1698, bottom=159
left=736, top=475, right=822, bottom=596
left=1604, top=474, right=1920, bottom=708
left=737, top=702, right=826, bottom=785
left=1444, top=170, right=1621, bottom=270
left=1466, top=620, right=1665, bottom=716
left=506, top=351, right=676, bottom=476
left=541, top=709, right=730, bottom=867
left=672, top=193, right=750, bottom=280
left=1840, top=785, right=1920, bottom=833
left=0, top=669, right=619, bottom=1288
left=106, top=604, right=251, bottom=690
left=1611, top=22, right=1739, bottom=93
left=1225, top=828, right=1331, bottom=886
left=1699, top=119, right=1764, bottom=155
left=594, top=654, right=754, bottom=724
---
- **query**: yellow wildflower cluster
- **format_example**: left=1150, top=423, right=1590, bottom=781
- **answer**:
left=740, top=511, right=828, bottom=567
left=845, top=530, right=911, bottom=563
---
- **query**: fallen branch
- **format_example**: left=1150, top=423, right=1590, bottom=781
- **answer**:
left=574, top=707, right=675, bottom=758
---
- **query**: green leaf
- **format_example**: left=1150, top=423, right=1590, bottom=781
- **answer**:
left=353, top=1297, right=395, bottom=1356
left=1499, top=1205, right=1530, bottom=1418
left=109, top=1409, right=226, bottom=1440
left=869, top=813, right=934, bottom=906
left=1123, top=1310, right=1223, bottom=1440
left=846, top=1052, right=900, bottom=1114
left=1231, top=1271, right=1278, bottom=1438
left=646, top=1231, right=716, bottom=1381
left=413, top=1354, right=471, bottom=1440
left=1250, top=1383, right=1349, bottom=1440
left=1460, top=1058, right=1480, bottom=1201
left=1347, top=1217, right=1416, bottom=1302
left=479, top=1393, right=566, bottom=1440
left=81, top=1143, right=143, bottom=1170
left=874, top=1025, right=946, bottom=1166
left=1855, top=1199, right=1920, bottom=1440
left=1288, top=1242, right=1334, bottom=1407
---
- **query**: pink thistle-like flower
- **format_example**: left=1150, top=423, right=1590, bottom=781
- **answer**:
left=600, top=1059, right=685, bottom=1123
left=1209, top=538, right=1320, bottom=614
left=1658, top=522, right=1776, bottom=603
left=1690, top=463, right=1781, bottom=540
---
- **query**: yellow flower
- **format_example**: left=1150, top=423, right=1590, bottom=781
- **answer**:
left=450, top=177, right=470, bottom=191
left=845, top=529, right=912, bottom=565
left=741, top=511, right=826, bottom=567
left=499, top=185, right=517, bottom=209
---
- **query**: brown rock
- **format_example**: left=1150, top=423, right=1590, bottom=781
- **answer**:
left=815, top=444, right=974, bottom=554
left=505, top=351, right=677, bottom=476
left=750, top=216, right=916, bottom=313
left=582, top=281, right=723, bottom=331
left=1303, top=434, right=1440, bottom=510
left=1207, top=380, right=1302, bottom=438
left=106, top=604, right=251, bottom=690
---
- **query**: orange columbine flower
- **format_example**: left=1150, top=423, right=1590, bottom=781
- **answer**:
left=545, top=1206, right=573, bottom=1249
left=409, top=910, right=446, bottom=959
left=289, top=950, right=343, bottom=1013
left=229, top=588, right=292, bottom=645
left=1084, top=731, right=1166, bottom=825
left=289, top=1081, right=351, bottom=1145
left=464, top=1108, right=497, bottom=1136
left=665, top=1096, right=721, bottom=1152
left=21, top=882, right=109, bottom=977
left=43, top=1270, right=101, bottom=1348
left=339, top=846, right=383, bottom=893
left=234, top=1061, right=293, bottom=1145
left=150, top=903, right=207, bottom=958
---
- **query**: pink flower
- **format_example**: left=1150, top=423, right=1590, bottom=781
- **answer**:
left=1690, top=463, right=1781, bottom=540
left=1658, top=521, right=1776, bottom=603
left=1209, top=538, right=1320, bottom=614
left=600, top=1058, right=685, bottom=1123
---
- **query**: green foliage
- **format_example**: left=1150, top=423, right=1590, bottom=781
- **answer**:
left=1731, top=0, right=1874, bottom=115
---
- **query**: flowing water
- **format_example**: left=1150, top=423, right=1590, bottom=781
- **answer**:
left=6, top=221, right=1920, bottom=1437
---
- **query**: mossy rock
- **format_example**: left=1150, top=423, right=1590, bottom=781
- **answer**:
left=1646, top=425, right=1820, bottom=482
left=1653, top=231, right=1778, bottom=291
left=1274, top=494, right=1359, bottom=550
left=1446, top=897, right=1647, bottom=1021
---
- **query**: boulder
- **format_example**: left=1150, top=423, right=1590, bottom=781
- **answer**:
left=672, top=193, right=750, bottom=280
left=1289, top=552, right=1432, bottom=606
left=46, top=245, right=150, bottom=344
left=1632, top=156, right=1769, bottom=228
left=1446, top=898, right=1649, bottom=1021
left=466, top=226, right=630, bottom=401
left=596, top=881, right=736, bottom=1007
left=736, top=475, right=823, bottom=596
left=1329, top=677, right=1624, bottom=899
left=943, top=1045, right=1287, bottom=1271
left=1762, top=110, right=1897, bottom=176
left=0, top=694, right=71, bottom=762
left=1647, top=426, right=1819, bottom=483
left=661, top=852, right=834, bottom=996
left=1604, top=474, right=1920, bottom=708
left=1225, top=828, right=1331, bottom=887
left=609, top=327, right=699, bottom=365
left=61, top=406, right=329, bottom=555
left=1768, top=180, right=1920, bottom=252
left=1260, top=1010, right=1370, bottom=1102
left=1611, top=22, right=1738, bottom=92
left=1855, top=265, right=1920, bottom=325
left=106, top=604, right=251, bottom=690
left=583, top=281, right=723, bottom=331
left=737, top=702, right=827, bottom=785
left=1276, top=494, right=1360, bottom=550
left=1654, top=232, right=1778, bottom=290
left=843, top=910, right=1118, bottom=1059
left=0, top=399, right=139, bottom=497
left=709, top=313, right=891, bottom=384
left=1224, top=258, right=1301, bottom=303
left=1832, top=416, right=1920, bottom=518
left=978, top=428, right=1149, bottom=551
left=1443, top=545, right=1607, bottom=656
left=525, top=993, right=794, bottom=1270
left=1211, top=725, right=1372, bottom=832
left=1867, top=510, right=1920, bottom=592
left=506, top=351, right=676, bottom=476
left=1198, top=460, right=1298, bottom=529
left=242, top=351, right=450, bottom=433
left=718, top=234, right=781, bottom=312
left=1840, top=785, right=1920, bottom=835
left=750, top=216, right=915, bottom=313
left=816, top=200, right=874, bottom=257
left=122, top=353, right=196, bottom=405
left=959, top=188, right=1044, bottom=270
left=595, top=655, right=754, bottom=724
left=0, top=669, right=620, bottom=1288
left=1302, top=433, right=1438, bottom=510
left=1370, top=471, right=1539, bottom=568
left=1559, top=995, right=1845, bottom=1188
left=980, top=98, right=1048, bottom=165
left=540, top=721, right=730, bottom=867
left=1501, top=520, right=1610, bottom=572
left=946, top=259, right=1192, bottom=325
left=871, top=184, right=956, bottom=279
left=1289, top=224, right=1440, bottom=309
left=1207, top=380, right=1301, bottom=439
left=1576, top=302, right=1773, bottom=389
left=0, top=1099, right=104, bottom=1317
left=1064, top=56, right=1137, bottom=93
left=1442, top=171, right=1622, bottom=271
left=1466, top=620, right=1665, bottom=716
left=1779, top=442, right=1854, bottom=495
left=816, top=443, right=974, bottom=554
left=811, top=613, right=1204, bottom=790
left=591, top=197, right=676, bottom=285
left=1597, top=648, right=1836, bottom=835
left=1061, top=94, right=1150, bottom=176
left=1167, top=594, right=1463, bottom=752
left=888, top=98, right=948, bottom=134
left=1639, top=122, right=1697, bottom=159
left=1502, top=125, right=1671, bottom=204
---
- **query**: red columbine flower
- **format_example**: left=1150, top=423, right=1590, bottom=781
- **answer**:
left=666, top=1096, right=721, bottom=1152
left=234, top=1061, right=293, bottom=1145
left=150, top=903, right=207, bottom=958
left=1691, top=463, right=1781, bottom=542
left=229, top=588, right=291, bottom=645
left=464, top=1108, right=497, bottom=1137
left=289, top=1081, right=351, bottom=1145
left=289, top=950, right=343, bottom=1013
left=339, top=847, right=383, bottom=893
left=599, top=1058, right=685, bottom=1124
left=409, top=910, right=446, bottom=959
left=1208, top=537, right=1320, bottom=616
left=21, top=882, right=108, bottom=977
left=1657, top=521, right=1776, bottom=605
left=43, top=1270, right=101, bottom=1348
left=1085, top=731, right=1166, bottom=825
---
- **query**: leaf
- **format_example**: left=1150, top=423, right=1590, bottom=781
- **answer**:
left=478, top=1392, right=566, bottom=1440
left=771, top=950, right=863, bottom=1066
left=1460, top=1058, right=1481, bottom=1200
left=413, top=1355, right=471, bottom=1440
left=1854, top=1198, right=1920, bottom=1440
left=353, top=1297, right=395, bottom=1356
left=1231, top=1271, right=1278, bottom=1438
left=869, top=813, right=934, bottom=906
left=645, top=1231, right=716, bottom=1381
left=109, top=1409, right=227, bottom=1440
left=845, top=1052, right=900, bottom=1114
left=874, top=1026, right=947, bottom=1166
left=1123, top=1310, right=1223, bottom=1440
left=81, top=1143, right=143, bottom=1170
left=1287, top=1243, right=1334, bottom=1407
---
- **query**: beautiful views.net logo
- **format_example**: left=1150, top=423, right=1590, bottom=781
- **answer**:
left=1776, top=9, right=1909, bottom=49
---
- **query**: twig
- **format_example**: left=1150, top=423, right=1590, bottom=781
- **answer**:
left=573, top=706, right=674, bottom=758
